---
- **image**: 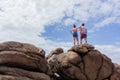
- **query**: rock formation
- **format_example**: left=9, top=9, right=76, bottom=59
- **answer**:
left=0, top=41, right=52, bottom=80
left=114, top=63, right=120, bottom=75
left=110, top=63, right=120, bottom=80
left=47, top=44, right=120, bottom=80
left=0, top=41, right=120, bottom=80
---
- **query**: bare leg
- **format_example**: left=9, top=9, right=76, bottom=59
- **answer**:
left=85, top=38, right=87, bottom=44
left=73, top=37, right=75, bottom=46
left=80, top=38, right=82, bottom=47
left=76, top=37, right=79, bottom=45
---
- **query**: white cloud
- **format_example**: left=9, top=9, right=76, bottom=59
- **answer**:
left=91, top=0, right=120, bottom=31
left=35, top=0, right=77, bottom=24
left=95, top=45, right=120, bottom=64
left=0, top=0, right=119, bottom=29
left=95, top=17, right=116, bottom=28
left=64, top=18, right=76, bottom=26
left=115, top=42, right=120, bottom=45
left=0, top=0, right=76, bottom=54
left=99, top=1, right=113, bottom=15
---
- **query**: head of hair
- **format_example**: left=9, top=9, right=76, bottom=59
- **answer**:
left=73, top=24, right=76, bottom=28
left=82, top=23, right=85, bottom=26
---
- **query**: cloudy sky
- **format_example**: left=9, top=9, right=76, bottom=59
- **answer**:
left=0, top=0, right=120, bottom=63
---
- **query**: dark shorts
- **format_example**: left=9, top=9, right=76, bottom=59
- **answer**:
left=73, top=32, right=78, bottom=37
left=81, top=34, right=87, bottom=39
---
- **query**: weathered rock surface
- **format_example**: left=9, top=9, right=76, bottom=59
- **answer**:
left=0, top=41, right=120, bottom=80
left=47, top=44, right=120, bottom=80
left=0, top=41, right=52, bottom=80
left=110, top=63, right=120, bottom=80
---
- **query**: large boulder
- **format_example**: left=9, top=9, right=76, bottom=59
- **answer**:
left=114, top=63, right=120, bottom=74
left=0, top=41, right=52, bottom=80
left=46, top=48, right=64, bottom=61
left=47, top=44, right=120, bottom=80
left=110, top=63, right=120, bottom=80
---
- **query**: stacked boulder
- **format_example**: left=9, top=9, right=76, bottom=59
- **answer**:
left=0, top=41, right=120, bottom=80
left=111, top=63, right=120, bottom=79
left=0, top=41, right=52, bottom=80
left=47, top=44, right=120, bottom=80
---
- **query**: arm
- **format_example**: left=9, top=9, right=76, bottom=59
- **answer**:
left=79, top=26, right=82, bottom=34
left=76, top=26, right=80, bottom=30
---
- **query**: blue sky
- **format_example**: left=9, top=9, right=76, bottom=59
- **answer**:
left=0, top=0, right=120, bottom=63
